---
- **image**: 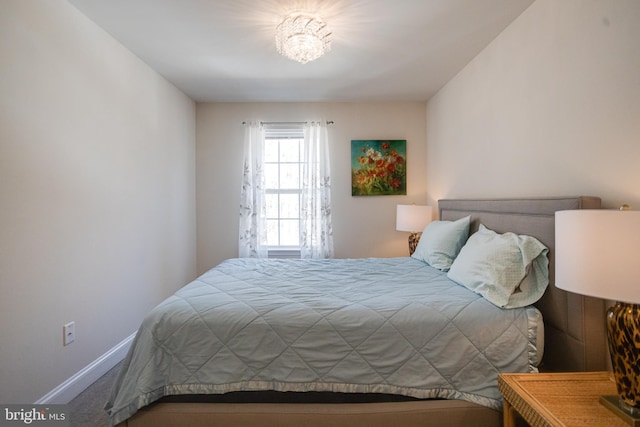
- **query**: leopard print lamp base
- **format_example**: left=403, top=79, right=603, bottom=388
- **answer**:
left=606, top=302, right=640, bottom=416
left=408, top=232, right=421, bottom=256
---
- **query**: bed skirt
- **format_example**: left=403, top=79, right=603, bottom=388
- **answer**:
left=117, top=399, right=501, bottom=427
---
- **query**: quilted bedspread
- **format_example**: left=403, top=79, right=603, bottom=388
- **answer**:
left=106, top=257, right=541, bottom=425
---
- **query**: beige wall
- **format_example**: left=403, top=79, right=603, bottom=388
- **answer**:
left=196, top=102, right=427, bottom=273
left=426, top=0, right=640, bottom=210
left=0, top=1, right=196, bottom=403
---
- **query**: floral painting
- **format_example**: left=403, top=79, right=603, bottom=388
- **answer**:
left=351, top=140, right=407, bottom=196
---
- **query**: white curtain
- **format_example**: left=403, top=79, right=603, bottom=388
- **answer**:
left=238, top=122, right=268, bottom=258
left=301, top=121, right=334, bottom=259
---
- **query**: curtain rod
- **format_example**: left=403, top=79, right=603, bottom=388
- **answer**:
left=242, top=121, right=334, bottom=125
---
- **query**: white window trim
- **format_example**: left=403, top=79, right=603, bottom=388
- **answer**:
left=264, top=124, right=304, bottom=257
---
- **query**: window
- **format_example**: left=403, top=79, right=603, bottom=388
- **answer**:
left=239, top=121, right=333, bottom=259
left=263, top=125, right=304, bottom=255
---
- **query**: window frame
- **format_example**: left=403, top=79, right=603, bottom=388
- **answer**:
left=263, top=124, right=305, bottom=258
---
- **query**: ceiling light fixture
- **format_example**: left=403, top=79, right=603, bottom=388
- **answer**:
left=275, top=12, right=332, bottom=64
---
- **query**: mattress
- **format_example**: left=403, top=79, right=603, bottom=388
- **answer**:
left=106, top=257, right=541, bottom=426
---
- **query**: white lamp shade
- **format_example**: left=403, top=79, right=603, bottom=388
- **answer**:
left=555, top=209, right=640, bottom=304
left=396, top=205, right=433, bottom=233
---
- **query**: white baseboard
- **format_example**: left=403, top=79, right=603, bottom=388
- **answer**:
left=35, top=332, right=136, bottom=404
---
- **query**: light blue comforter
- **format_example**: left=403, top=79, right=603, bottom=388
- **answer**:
left=106, top=257, right=540, bottom=425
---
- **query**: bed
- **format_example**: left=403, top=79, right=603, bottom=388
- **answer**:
left=107, top=197, right=607, bottom=427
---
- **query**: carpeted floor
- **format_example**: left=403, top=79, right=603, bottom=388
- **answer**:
left=68, top=362, right=121, bottom=427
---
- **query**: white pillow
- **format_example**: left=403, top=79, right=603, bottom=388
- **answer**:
left=411, top=216, right=470, bottom=271
left=447, top=224, right=549, bottom=308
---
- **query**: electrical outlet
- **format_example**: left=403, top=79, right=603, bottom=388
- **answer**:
left=63, top=322, right=75, bottom=346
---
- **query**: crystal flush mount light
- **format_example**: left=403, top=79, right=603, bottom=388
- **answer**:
left=275, top=12, right=332, bottom=64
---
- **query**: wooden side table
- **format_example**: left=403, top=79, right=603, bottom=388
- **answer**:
left=498, top=371, right=628, bottom=427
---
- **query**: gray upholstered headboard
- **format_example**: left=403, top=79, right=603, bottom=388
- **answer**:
left=438, top=197, right=607, bottom=372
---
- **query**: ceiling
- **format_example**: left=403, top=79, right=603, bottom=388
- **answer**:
left=68, top=0, right=535, bottom=103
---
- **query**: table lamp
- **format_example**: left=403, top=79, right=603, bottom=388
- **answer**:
left=555, top=207, right=640, bottom=425
left=396, top=204, right=432, bottom=255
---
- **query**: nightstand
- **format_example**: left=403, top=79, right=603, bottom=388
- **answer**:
left=498, top=372, right=628, bottom=427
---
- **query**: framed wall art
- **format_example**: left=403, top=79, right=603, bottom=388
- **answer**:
left=351, top=140, right=407, bottom=196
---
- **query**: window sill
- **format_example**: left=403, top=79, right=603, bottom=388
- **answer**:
left=268, top=248, right=301, bottom=259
